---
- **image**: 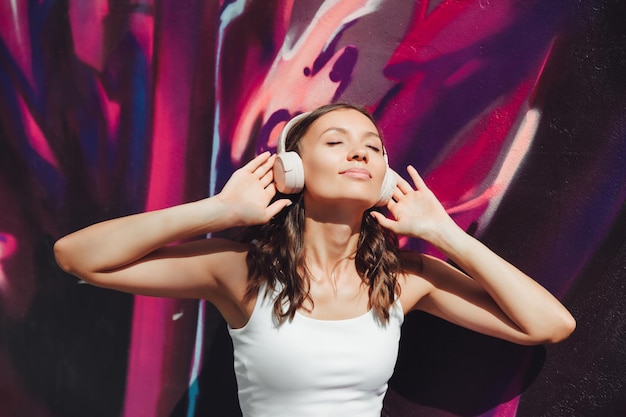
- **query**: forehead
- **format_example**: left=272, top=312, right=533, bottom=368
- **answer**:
left=305, top=108, right=380, bottom=140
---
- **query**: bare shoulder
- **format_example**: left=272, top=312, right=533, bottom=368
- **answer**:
left=177, top=237, right=251, bottom=293
left=165, top=237, right=255, bottom=326
left=397, top=252, right=473, bottom=314
left=396, top=251, right=432, bottom=314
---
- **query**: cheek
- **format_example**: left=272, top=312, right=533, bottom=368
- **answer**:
left=369, top=157, right=387, bottom=185
left=301, top=147, right=334, bottom=175
left=302, top=158, right=336, bottom=190
left=376, top=164, right=388, bottom=188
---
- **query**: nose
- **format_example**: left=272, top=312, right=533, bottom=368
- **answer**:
left=349, top=147, right=368, bottom=162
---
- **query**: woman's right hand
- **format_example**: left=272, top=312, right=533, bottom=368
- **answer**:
left=216, top=152, right=292, bottom=227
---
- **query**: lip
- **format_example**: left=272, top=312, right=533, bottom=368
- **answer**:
left=339, top=168, right=372, bottom=180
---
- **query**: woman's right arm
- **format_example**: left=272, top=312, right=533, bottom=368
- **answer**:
left=53, top=152, right=291, bottom=301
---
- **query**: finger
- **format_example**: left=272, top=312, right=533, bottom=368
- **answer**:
left=255, top=154, right=277, bottom=178
left=391, top=186, right=405, bottom=202
left=260, top=168, right=274, bottom=188
left=395, top=173, right=415, bottom=195
left=244, top=151, right=272, bottom=172
left=407, top=165, right=427, bottom=189
left=266, top=199, right=293, bottom=219
left=250, top=155, right=277, bottom=184
left=370, top=211, right=397, bottom=232
left=263, top=181, right=277, bottom=196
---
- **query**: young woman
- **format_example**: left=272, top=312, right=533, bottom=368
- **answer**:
left=54, top=103, right=575, bottom=417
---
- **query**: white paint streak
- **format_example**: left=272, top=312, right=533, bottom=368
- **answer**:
left=211, top=0, right=248, bottom=195
left=445, top=109, right=540, bottom=236
left=281, top=0, right=383, bottom=60
left=10, top=0, right=22, bottom=47
left=231, top=0, right=384, bottom=161
left=479, top=108, right=541, bottom=232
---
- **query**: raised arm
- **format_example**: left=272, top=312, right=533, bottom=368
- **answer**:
left=54, top=152, right=291, bottom=301
left=372, top=166, right=576, bottom=345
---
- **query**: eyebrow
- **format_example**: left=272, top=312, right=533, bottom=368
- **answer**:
left=319, top=127, right=381, bottom=141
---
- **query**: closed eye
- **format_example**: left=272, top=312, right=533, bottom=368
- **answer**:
left=326, top=141, right=343, bottom=146
left=367, top=145, right=381, bottom=152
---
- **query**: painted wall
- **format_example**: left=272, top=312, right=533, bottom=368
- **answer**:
left=1, top=1, right=625, bottom=416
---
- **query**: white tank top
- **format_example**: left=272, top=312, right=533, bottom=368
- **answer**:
left=228, top=283, right=404, bottom=417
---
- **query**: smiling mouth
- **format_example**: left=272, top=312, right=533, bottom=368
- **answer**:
left=340, top=168, right=372, bottom=180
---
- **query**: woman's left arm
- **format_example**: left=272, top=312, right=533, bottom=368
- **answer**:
left=372, top=166, right=576, bottom=345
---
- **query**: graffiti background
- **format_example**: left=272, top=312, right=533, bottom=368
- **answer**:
left=1, top=0, right=625, bottom=416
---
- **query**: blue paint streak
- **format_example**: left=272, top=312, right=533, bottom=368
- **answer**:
left=127, top=46, right=150, bottom=209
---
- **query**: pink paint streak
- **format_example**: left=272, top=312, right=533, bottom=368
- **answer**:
left=130, top=8, right=155, bottom=65
left=0, top=233, right=17, bottom=261
left=427, top=80, right=533, bottom=202
left=69, top=0, right=108, bottom=71
left=123, top=297, right=169, bottom=417
left=17, top=94, right=59, bottom=169
left=95, top=80, right=121, bottom=141
left=123, top=3, right=199, bottom=416
left=387, top=0, right=513, bottom=67
left=229, top=0, right=380, bottom=163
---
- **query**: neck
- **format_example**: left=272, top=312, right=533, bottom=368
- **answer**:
left=302, top=203, right=364, bottom=280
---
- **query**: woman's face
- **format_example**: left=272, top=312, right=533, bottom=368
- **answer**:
left=298, top=108, right=388, bottom=208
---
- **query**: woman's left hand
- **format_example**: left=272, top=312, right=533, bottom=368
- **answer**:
left=371, top=166, right=456, bottom=242
left=374, top=167, right=576, bottom=346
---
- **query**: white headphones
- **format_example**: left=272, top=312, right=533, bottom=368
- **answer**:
left=273, top=112, right=397, bottom=206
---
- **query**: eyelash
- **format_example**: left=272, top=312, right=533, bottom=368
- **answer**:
left=326, top=141, right=381, bottom=153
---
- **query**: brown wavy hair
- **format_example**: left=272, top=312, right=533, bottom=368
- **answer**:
left=242, top=103, right=403, bottom=324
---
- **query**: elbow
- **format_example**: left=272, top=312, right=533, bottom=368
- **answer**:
left=547, top=313, right=577, bottom=344
left=53, top=237, right=74, bottom=273
left=518, top=310, right=576, bottom=346
left=54, top=238, right=99, bottom=285
left=537, top=312, right=577, bottom=345
left=54, top=236, right=86, bottom=278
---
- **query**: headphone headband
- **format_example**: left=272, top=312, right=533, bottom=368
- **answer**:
left=277, top=112, right=311, bottom=154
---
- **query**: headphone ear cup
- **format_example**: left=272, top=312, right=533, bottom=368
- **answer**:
left=376, top=167, right=397, bottom=206
left=273, top=151, right=305, bottom=194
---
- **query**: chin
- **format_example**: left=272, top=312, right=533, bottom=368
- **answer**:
left=306, top=185, right=379, bottom=208
left=338, top=195, right=378, bottom=209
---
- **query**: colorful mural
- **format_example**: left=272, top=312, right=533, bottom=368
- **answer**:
left=1, top=0, right=625, bottom=416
